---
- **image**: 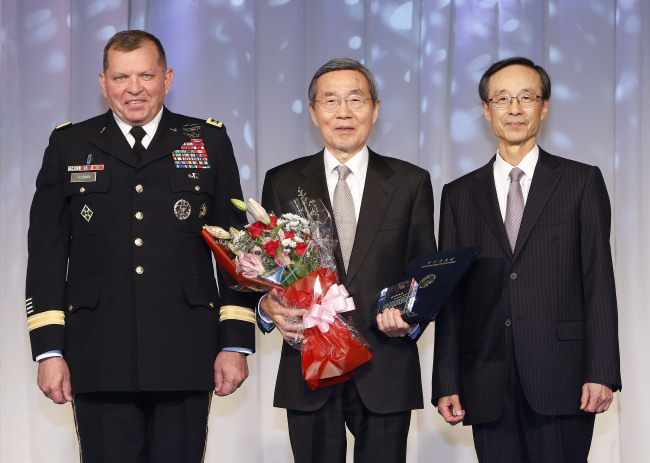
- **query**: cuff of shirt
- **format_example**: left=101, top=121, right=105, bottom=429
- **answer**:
left=36, top=350, right=63, bottom=362
left=408, top=324, right=421, bottom=339
left=221, top=347, right=253, bottom=356
left=257, top=294, right=275, bottom=331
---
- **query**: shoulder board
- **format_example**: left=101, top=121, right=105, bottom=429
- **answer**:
left=206, top=118, right=223, bottom=128
left=55, top=122, right=72, bottom=130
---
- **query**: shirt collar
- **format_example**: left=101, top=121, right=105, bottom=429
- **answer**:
left=323, top=146, right=369, bottom=177
left=113, top=107, right=164, bottom=140
left=494, top=144, right=539, bottom=181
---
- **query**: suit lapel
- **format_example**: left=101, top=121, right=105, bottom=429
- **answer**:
left=345, top=151, right=395, bottom=285
left=512, top=149, right=561, bottom=257
left=140, top=108, right=189, bottom=168
left=88, top=111, right=139, bottom=168
left=88, top=108, right=191, bottom=169
left=470, top=157, right=512, bottom=256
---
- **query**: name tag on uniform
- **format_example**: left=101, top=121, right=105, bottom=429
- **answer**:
left=71, top=172, right=97, bottom=182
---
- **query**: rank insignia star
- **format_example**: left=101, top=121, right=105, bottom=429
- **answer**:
left=81, top=204, right=94, bottom=222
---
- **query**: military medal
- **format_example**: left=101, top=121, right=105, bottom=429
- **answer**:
left=68, top=164, right=104, bottom=171
left=172, top=139, right=210, bottom=169
left=199, top=203, right=207, bottom=219
left=174, top=199, right=191, bottom=220
left=81, top=204, right=93, bottom=222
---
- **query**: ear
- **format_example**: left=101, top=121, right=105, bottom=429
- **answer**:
left=370, top=98, right=381, bottom=125
left=164, top=68, right=174, bottom=95
left=482, top=101, right=492, bottom=122
left=308, top=102, right=320, bottom=128
left=540, top=99, right=549, bottom=121
left=99, top=72, right=108, bottom=99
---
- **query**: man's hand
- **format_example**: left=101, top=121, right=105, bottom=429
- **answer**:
left=261, top=289, right=305, bottom=342
left=580, top=382, right=613, bottom=413
left=375, top=308, right=414, bottom=338
left=437, top=394, right=465, bottom=425
left=37, top=357, right=72, bottom=404
left=214, top=351, right=248, bottom=397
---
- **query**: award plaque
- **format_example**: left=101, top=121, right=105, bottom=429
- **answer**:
left=373, top=246, right=480, bottom=327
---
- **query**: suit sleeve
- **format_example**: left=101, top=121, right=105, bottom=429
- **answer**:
left=25, top=130, right=69, bottom=359
left=404, top=170, right=437, bottom=341
left=209, top=125, right=257, bottom=352
left=255, top=169, right=283, bottom=334
left=580, top=167, right=621, bottom=390
left=431, top=184, right=462, bottom=401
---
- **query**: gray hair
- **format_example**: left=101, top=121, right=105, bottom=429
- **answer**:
left=308, top=58, right=379, bottom=107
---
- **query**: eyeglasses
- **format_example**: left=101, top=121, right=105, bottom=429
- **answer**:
left=316, top=96, right=372, bottom=112
left=488, top=92, right=542, bottom=109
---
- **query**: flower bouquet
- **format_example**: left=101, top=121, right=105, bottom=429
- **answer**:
left=202, top=194, right=372, bottom=390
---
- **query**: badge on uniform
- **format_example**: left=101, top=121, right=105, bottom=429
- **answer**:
left=199, top=203, right=207, bottom=219
left=81, top=204, right=93, bottom=222
left=172, top=139, right=210, bottom=169
left=174, top=199, right=191, bottom=220
left=182, top=123, right=202, bottom=138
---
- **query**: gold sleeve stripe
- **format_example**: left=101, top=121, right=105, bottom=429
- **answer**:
left=27, top=310, right=65, bottom=331
left=219, top=305, right=255, bottom=324
left=25, top=298, right=34, bottom=315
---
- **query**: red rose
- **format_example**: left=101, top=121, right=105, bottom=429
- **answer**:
left=262, top=239, right=280, bottom=256
left=265, top=215, right=278, bottom=230
left=248, top=221, right=265, bottom=238
left=294, top=242, right=308, bottom=255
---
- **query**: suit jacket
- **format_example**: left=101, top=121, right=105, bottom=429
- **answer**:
left=261, top=149, right=437, bottom=413
left=26, top=108, right=255, bottom=393
left=431, top=148, right=621, bottom=425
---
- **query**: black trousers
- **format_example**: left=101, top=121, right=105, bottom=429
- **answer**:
left=286, top=379, right=412, bottom=463
left=472, top=359, right=595, bottom=463
left=73, top=391, right=212, bottom=463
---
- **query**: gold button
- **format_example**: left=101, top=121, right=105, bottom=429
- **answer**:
left=135, top=212, right=143, bottom=220
left=134, top=238, right=143, bottom=246
left=135, top=266, right=144, bottom=274
left=209, top=302, right=214, bottom=308
left=135, top=184, right=144, bottom=193
left=79, top=187, right=86, bottom=193
left=68, top=305, right=73, bottom=311
left=195, top=185, right=201, bottom=192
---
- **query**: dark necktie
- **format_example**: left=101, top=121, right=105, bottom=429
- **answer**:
left=504, top=167, right=525, bottom=252
left=332, top=165, right=356, bottom=271
left=130, top=126, right=147, bottom=160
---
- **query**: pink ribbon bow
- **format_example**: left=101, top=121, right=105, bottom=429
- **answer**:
left=303, top=284, right=356, bottom=333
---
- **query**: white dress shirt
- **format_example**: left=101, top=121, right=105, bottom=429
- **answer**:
left=493, top=145, right=540, bottom=221
left=113, top=107, right=164, bottom=149
left=323, top=146, right=369, bottom=221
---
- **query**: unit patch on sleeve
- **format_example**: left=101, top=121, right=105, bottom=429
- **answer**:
left=172, top=139, right=211, bottom=169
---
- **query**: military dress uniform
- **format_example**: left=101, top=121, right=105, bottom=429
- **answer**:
left=26, top=107, right=255, bottom=460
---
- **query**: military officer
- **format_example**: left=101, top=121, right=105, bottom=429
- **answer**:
left=25, top=30, right=255, bottom=463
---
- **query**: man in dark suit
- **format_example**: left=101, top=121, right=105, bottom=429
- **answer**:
left=26, top=30, right=255, bottom=462
left=258, top=58, right=436, bottom=462
left=432, top=57, right=621, bottom=462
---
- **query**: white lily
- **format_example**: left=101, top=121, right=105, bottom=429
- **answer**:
left=248, top=198, right=272, bottom=225
left=203, top=225, right=231, bottom=239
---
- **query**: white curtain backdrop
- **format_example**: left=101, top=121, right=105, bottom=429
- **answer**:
left=1, top=0, right=647, bottom=461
